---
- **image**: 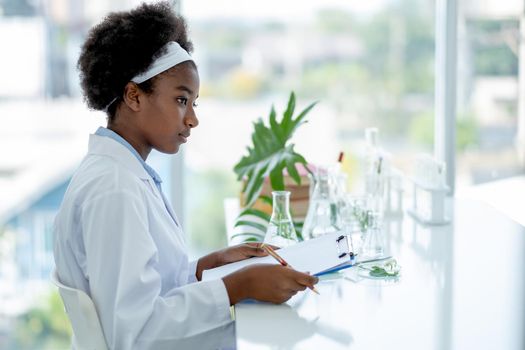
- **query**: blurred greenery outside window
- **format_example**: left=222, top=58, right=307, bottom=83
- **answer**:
left=455, top=16, right=521, bottom=185
left=6, top=291, right=72, bottom=350
left=184, top=0, right=437, bottom=255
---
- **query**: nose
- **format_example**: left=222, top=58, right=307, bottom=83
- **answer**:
left=184, top=106, right=199, bottom=129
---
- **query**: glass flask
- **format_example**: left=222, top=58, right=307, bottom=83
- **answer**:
left=364, top=127, right=386, bottom=216
left=303, top=167, right=340, bottom=239
left=360, top=211, right=385, bottom=259
left=338, top=194, right=365, bottom=253
left=264, top=191, right=298, bottom=247
left=333, top=172, right=348, bottom=229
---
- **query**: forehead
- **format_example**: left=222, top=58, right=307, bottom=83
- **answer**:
left=155, top=63, right=200, bottom=94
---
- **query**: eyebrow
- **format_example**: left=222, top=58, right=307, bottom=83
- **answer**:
left=175, top=85, right=195, bottom=95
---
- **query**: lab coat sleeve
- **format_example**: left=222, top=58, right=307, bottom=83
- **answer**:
left=81, top=189, right=232, bottom=350
left=187, top=260, right=198, bottom=283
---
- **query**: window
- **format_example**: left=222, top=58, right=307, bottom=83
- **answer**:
left=456, top=0, right=524, bottom=187
left=182, top=0, right=436, bottom=255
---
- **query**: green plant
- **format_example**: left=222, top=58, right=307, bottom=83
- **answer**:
left=11, top=290, right=72, bottom=349
left=409, top=110, right=479, bottom=152
left=232, top=92, right=317, bottom=242
left=354, top=207, right=371, bottom=233
left=366, top=259, right=400, bottom=277
left=188, top=168, right=237, bottom=250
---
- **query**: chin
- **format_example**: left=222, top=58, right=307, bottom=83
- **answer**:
left=157, top=144, right=180, bottom=155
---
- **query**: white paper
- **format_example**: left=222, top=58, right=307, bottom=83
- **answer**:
left=202, top=232, right=350, bottom=281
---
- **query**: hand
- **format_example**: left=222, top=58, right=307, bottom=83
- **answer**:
left=196, top=243, right=278, bottom=280
left=214, top=242, right=280, bottom=266
left=222, top=264, right=319, bottom=305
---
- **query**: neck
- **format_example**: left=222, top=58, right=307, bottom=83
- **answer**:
left=107, top=113, right=151, bottom=160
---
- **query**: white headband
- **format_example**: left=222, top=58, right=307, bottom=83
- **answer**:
left=104, top=41, right=193, bottom=112
left=131, top=41, right=193, bottom=83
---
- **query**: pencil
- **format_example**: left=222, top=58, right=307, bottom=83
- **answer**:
left=260, top=243, right=320, bottom=295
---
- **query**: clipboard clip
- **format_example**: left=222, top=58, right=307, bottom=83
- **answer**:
left=335, top=235, right=354, bottom=260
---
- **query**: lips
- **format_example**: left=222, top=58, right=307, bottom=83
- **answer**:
left=178, top=132, right=190, bottom=143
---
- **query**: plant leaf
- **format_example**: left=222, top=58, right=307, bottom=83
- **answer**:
left=269, top=105, right=284, bottom=145
left=233, top=220, right=268, bottom=233
left=281, top=92, right=296, bottom=136
left=259, top=195, right=273, bottom=206
left=287, top=101, right=317, bottom=136
left=293, top=221, right=304, bottom=241
left=269, top=163, right=286, bottom=191
left=231, top=232, right=265, bottom=241
left=238, top=208, right=271, bottom=222
left=285, top=163, right=301, bottom=186
left=233, top=92, right=317, bottom=207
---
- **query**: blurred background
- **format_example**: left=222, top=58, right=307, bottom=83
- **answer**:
left=0, top=0, right=523, bottom=347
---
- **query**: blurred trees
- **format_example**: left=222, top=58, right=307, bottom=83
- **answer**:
left=9, top=291, right=71, bottom=349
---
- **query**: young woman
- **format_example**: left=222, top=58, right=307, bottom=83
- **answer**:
left=53, top=2, right=318, bottom=348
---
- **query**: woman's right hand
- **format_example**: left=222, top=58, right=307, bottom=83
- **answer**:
left=222, top=264, right=319, bottom=305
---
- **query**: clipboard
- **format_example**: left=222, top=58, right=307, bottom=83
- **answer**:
left=202, top=232, right=353, bottom=281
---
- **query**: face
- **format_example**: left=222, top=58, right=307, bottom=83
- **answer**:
left=137, top=62, right=200, bottom=155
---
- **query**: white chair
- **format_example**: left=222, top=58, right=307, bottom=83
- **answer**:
left=51, top=268, right=108, bottom=350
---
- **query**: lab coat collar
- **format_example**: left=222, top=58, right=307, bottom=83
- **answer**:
left=88, top=134, right=151, bottom=180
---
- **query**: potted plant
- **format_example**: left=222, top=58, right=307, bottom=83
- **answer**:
left=232, top=92, right=317, bottom=242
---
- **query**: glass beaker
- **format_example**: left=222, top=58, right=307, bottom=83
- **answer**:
left=339, top=194, right=370, bottom=253
left=264, top=191, right=298, bottom=247
left=360, top=211, right=385, bottom=259
left=303, top=167, right=340, bottom=239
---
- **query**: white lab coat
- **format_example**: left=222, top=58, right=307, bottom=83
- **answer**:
left=53, top=134, right=232, bottom=349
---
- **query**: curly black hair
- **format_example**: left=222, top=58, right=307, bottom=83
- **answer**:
left=77, top=1, right=193, bottom=118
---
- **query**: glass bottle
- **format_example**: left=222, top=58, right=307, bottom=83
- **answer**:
left=264, top=191, right=298, bottom=247
left=364, top=128, right=386, bottom=215
left=334, top=172, right=348, bottom=229
left=364, top=128, right=381, bottom=187
left=360, top=211, right=384, bottom=259
left=303, top=167, right=340, bottom=239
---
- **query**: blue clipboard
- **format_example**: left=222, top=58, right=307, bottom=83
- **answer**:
left=315, top=260, right=354, bottom=276
left=315, top=255, right=394, bottom=276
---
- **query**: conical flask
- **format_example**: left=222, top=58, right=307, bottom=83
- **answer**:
left=264, top=191, right=298, bottom=247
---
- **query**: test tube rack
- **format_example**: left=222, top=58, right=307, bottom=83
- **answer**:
left=407, top=179, right=450, bottom=225
left=406, top=155, right=450, bottom=225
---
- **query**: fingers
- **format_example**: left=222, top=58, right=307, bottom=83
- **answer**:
left=244, top=242, right=279, bottom=257
left=290, top=270, right=319, bottom=291
left=276, top=267, right=316, bottom=291
left=303, top=274, right=319, bottom=286
left=296, top=284, right=307, bottom=291
left=247, top=242, right=280, bottom=250
left=245, top=264, right=320, bottom=304
left=247, top=243, right=268, bottom=256
left=271, top=287, right=300, bottom=304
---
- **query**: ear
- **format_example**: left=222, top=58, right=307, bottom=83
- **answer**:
left=122, top=82, right=143, bottom=112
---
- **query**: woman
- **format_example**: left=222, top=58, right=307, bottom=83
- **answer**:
left=53, top=2, right=318, bottom=349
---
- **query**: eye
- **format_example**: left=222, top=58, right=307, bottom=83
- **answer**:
left=176, top=97, right=188, bottom=106
left=192, top=101, right=198, bottom=108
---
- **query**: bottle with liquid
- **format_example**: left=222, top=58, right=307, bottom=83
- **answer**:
left=264, top=191, right=298, bottom=247
left=360, top=211, right=385, bottom=259
left=303, top=167, right=340, bottom=239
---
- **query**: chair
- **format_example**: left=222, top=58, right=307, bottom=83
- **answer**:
left=51, top=268, right=108, bottom=350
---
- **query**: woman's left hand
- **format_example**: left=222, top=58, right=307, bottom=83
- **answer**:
left=196, top=243, right=278, bottom=280
left=214, top=243, right=277, bottom=266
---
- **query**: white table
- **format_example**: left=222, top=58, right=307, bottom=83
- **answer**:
left=234, top=199, right=525, bottom=350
